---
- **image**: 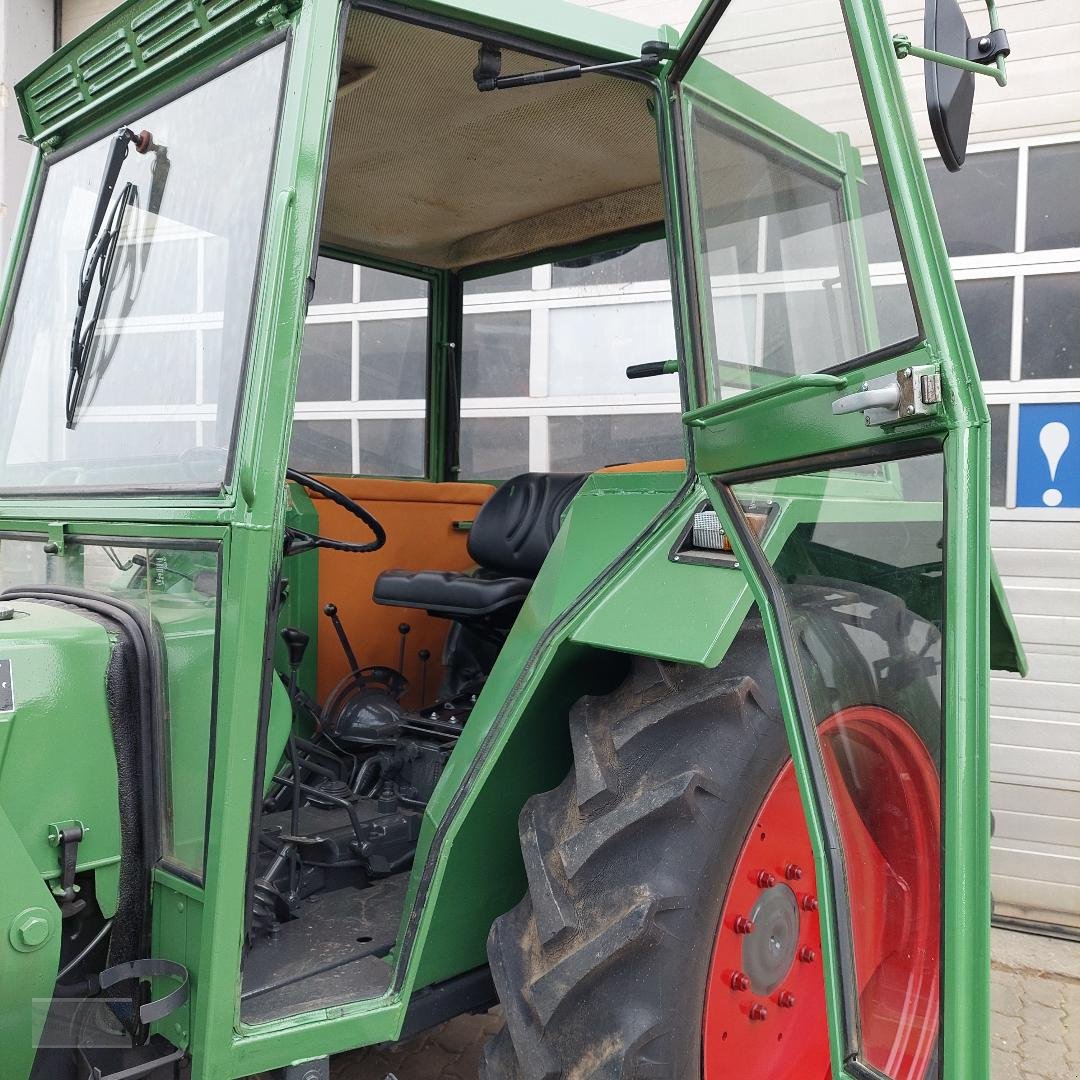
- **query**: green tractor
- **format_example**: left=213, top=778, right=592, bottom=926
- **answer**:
left=0, top=0, right=1023, bottom=1077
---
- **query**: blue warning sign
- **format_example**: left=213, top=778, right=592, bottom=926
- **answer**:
left=1016, top=403, right=1080, bottom=508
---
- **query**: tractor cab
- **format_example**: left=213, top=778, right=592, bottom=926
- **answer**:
left=0, top=0, right=1020, bottom=1078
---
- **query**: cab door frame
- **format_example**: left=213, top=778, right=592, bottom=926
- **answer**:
left=657, top=1, right=991, bottom=1077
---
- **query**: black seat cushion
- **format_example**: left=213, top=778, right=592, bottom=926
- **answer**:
left=373, top=569, right=532, bottom=618
left=373, top=472, right=587, bottom=624
left=466, top=472, right=588, bottom=578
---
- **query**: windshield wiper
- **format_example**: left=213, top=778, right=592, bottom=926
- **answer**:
left=66, top=127, right=152, bottom=429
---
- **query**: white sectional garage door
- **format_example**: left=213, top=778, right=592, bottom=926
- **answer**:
left=991, top=520, right=1080, bottom=929
left=576, top=0, right=1080, bottom=931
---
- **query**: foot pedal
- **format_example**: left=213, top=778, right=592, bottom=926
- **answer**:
left=79, top=1033, right=183, bottom=1080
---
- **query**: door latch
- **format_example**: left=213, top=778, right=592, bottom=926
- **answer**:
left=832, top=365, right=942, bottom=427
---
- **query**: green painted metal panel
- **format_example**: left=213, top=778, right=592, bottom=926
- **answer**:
left=15, top=0, right=288, bottom=146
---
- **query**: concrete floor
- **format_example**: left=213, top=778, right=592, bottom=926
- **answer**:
left=258, top=927, right=1080, bottom=1079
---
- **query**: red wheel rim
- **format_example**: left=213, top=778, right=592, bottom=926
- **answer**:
left=702, top=706, right=940, bottom=1080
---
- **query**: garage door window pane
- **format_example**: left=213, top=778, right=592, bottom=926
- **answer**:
left=291, top=419, right=352, bottom=473
left=551, top=239, right=670, bottom=288
left=459, top=418, right=530, bottom=481
left=1022, top=275, right=1080, bottom=379
left=357, top=319, right=427, bottom=400
left=359, top=267, right=429, bottom=302
left=297, top=323, right=351, bottom=402
left=1026, top=144, right=1080, bottom=252
left=549, top=303, right=678, bottom=396
left=549, top=414, right=683, bottom=472
left=311, top=256, right=355, bottom=306
left=464, top=268, right=533, bottom=295
left=357, top=419, right=425, bottom=477
left=925, top=151, right=1017, bottom=257
left=461, top=313, right=531, bottom=397
left=957, top=279, right=1013, bottom=382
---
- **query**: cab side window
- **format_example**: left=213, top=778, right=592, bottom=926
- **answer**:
left=458, top=240, right=685, bottom=481
left=289, top=257, right=429, bottom=476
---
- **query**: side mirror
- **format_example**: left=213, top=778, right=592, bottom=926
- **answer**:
left=925, top=0, right=975, bottom=171
left=894, top=0, right=1010, bottom=172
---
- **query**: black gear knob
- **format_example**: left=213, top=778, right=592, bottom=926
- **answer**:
left=281, top=627, right=310, bottom=670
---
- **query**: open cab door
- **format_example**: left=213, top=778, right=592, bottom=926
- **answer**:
left=659, top=2, right=992, bottom=1077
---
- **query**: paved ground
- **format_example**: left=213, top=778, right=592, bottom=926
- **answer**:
left=991, top=927, right=1080, bottom=1080
left=275, top=927, right=1080, bottom=1079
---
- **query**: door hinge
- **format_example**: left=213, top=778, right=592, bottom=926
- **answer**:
left=831, top=365, right=943, bottom=427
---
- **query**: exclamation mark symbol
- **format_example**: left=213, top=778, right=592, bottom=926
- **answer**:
left=1039, top=422, right=1070, bottom=507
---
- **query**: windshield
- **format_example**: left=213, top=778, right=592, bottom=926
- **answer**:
left=0, top=43, right=285, bottom=492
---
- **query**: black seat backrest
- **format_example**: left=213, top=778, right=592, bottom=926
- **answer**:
left=467, top=473, right=588, bottom=578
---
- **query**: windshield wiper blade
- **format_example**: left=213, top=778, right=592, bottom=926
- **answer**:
left=65, top=127, right=152, bottom=430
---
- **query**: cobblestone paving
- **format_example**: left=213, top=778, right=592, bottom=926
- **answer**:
left=266, top=929, right=1080, bottom=1079
left=329, top=1010, right=502, bottom=1080
left=991, top=946, right=1080, bottom=1080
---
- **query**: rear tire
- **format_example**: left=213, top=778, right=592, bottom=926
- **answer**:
left=481, top=620, right=788, bottom=1079
left=481, top=592, right=941, bottom=1079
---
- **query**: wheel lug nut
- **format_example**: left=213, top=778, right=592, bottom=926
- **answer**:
left=785, top=863, right=804, bottom=881
left=800, top=894, right=818, bottom=912
left=729, top=970, right=751, bottom=991
left=778, top=991, right=796, bottom=1009
left=756, top=869, right=777, bottom=889
left=798, top=946, right=816, bottom=963
left=733, top=916, right=755, bottom=934
left=748, top=1003, right=768, bottom=1021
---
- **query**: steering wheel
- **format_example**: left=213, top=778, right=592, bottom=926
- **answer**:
left=284, top=469, right=386, bottom=555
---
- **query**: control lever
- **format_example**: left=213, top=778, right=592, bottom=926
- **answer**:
left=397, top=623, right=411, bottom=676
left=418, top=649, right=431, bottom=703
left=323, top=602, right=360, bottom=676
left=280, top=627, right=310, bottom=897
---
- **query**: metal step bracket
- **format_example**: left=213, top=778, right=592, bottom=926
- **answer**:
left=831, top=365, right=942, bottom=427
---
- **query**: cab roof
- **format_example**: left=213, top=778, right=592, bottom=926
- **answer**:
left=16, top=0, right=667, bottom=147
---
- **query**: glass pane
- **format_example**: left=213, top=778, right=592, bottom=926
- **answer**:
left=459, top=417, right=529, bottom=482
left=1021, top=274, right=1080, bottom=379
left=461, top=313, right=531, bottom=397
left=732, top=454, right=943, bottom=1079
left=357, top=318, right=427, bottom=400
left=296, top=323, right=351, bottom=402
left=290, top=419, right=352, bottom=473
left=357, top=418, right=424, bottom=477
left=551, top=239, right=670, bottom=287
left=682, top=0, right=920, bottom=393
left=549, top=413, right=683, bottom=471
left=1026, top=144, right=1080, bottom=252
left=458, top=242, right=683, bottom=477
left=463, top=268, right=533, bottom=295
left=957, top=279, right=1013, bottom=382
left=549, top=302, right=677, bottom=395
left=0, top=44, right=285, bottom=491
left=925, top=152, right=1017, bottom=257
left=291, top=266, right=430, bottom=477
left=989, top=405, right=1008, bottom=507
left=311, top=256, right=355, bottom=306
left=359, top=266, right=428, bottom=302
left=0, top=537, right=220, bottom=877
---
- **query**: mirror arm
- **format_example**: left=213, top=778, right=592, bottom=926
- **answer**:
left=893, top=33, right=1007, bottom=88
left=894, top=0, right=1009, bottom=88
